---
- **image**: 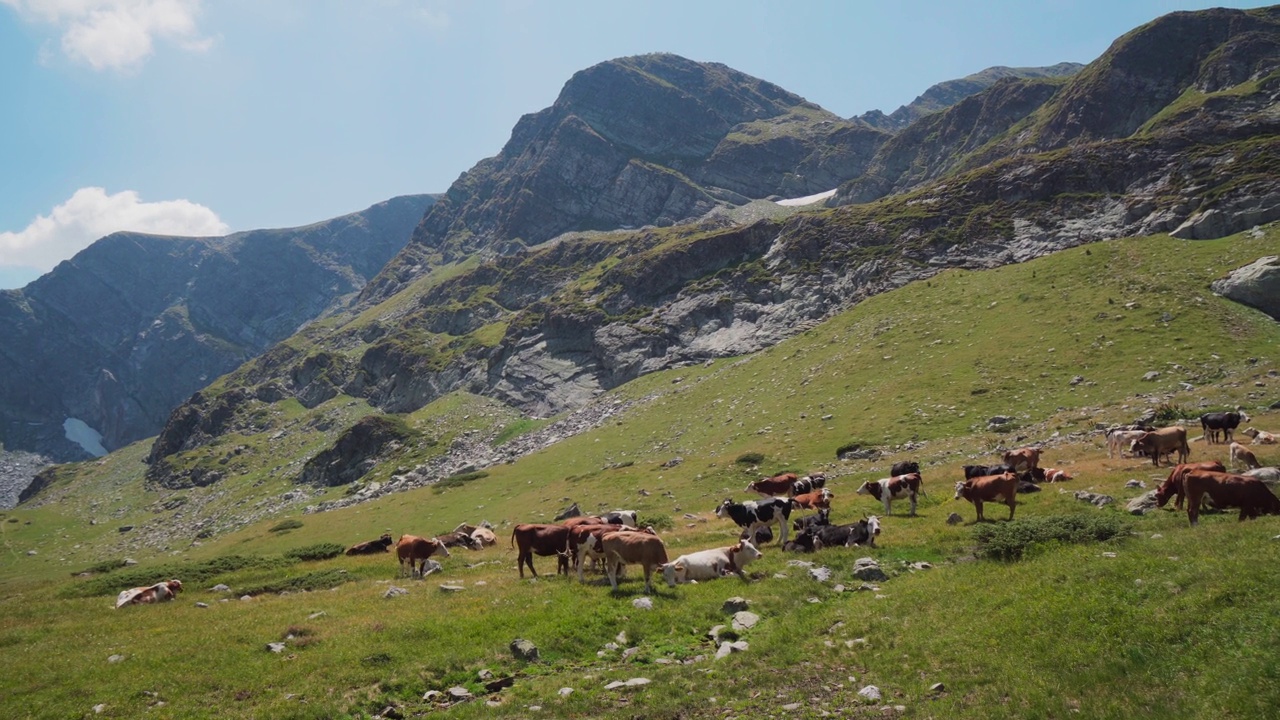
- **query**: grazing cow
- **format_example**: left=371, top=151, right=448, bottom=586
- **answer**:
left=717, top=498, right=791, bottom=547
left=470, top=528, right=497, bottom=547
left=790, top=474, right=828, bottom=497
left=1002, top=447, right=1042, bottom=474
left=345, top=533, right=394, bottom=555
left=1201, top=412, right=1248, bottom=444
left=553, top=503, right=582, bottom=521
left=1182, top=470, right=1280, bottom=525
left=1243, top=427, right=1277, bottom=445
left=561, top=515, right=606, bottom=529
left=810, top=516, right=881, bottom=549
left=890, top=461, right=920, bottom=477
left=746, top=472, right=799, bottom=497
left=954, top=473, right=1018, bottom=522
left=856, top=473, right=923, bottom=516
left=395, top=535, right=451, bottom=577
left=1130, top=427, right=1190, bottom=467
left=1106, top=429, right=1149, bottom=459
left=436, top=531, right=482, bottom=550
left=793, top=508, right=832, bottom=533
left=1230, top=442, right=1262, bottom=470
left=601, top=532, right=669, bottom=594
left=509, top=524, right=570, bottom=578
left=663, top=540, right=762, bottom=586
left=115, top=579, right=183, bottom=608
left=600, top=510, right=639, bottom=527
left=790, top=488, right=834, bottom=511
left=963, top=464, right=1012, bottom=480
left=1155, top=462, right=1226, bottom=510
left=573, top=525, right=656, bottom=582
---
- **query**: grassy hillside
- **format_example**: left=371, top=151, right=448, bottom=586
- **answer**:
left=2, top=228, right=1279, bottom=718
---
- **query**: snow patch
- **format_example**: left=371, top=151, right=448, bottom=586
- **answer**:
left=63, top=418, right=108, bottom=457
left=774, top=189, right=836, bottom=207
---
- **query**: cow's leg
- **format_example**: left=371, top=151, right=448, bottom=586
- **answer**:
left=909, top=494, right=918, bottom=517
left=642, top=563, right=655, bottom=595
left=1187, top=488, right=1202, bottom=526
left=883, top=497, right=892, bottom=516
left=974, top=500, right=984, bottom=522
left=605, top=554, right=621, bottom=591
left=1006, top=495, right=1016, bottom=521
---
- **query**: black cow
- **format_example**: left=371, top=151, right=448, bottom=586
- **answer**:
left=792, top=507, right=832, bottom=533
left=1201, top=412, right=1248, bottom=444
left=717, top=498, right=792, bottom=547
left=740, top=526, right=774, bottom=545
left=963, top=464, right=1013, bottom=480
left=890, top=461, right=920, bottom=476
left=810, top=517, right=881, bottom=549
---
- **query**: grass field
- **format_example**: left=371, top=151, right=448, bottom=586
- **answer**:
left=2, top=228, right=1279, bottom=718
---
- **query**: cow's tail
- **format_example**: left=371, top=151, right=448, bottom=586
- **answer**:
left=510, top=527, right=518, bottom=549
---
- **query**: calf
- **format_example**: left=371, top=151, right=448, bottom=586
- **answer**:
left=789, top=474, right=828, bottom=497
left=793, top=507, right=832, bottom=533
left=1243, top=427, right=1277, bottom=445
left=601, top=532, right=669, bottom=594
left=1230, top=442, right=1262, bottom=470
left=810, top=516, right=881, bottom=549
left=436, top=531, right=482, bottom=550
left=1201, top=411, right=1248, bottom=444
left=509, top=524, right=570, bottom=578
left=1003, top=447, right=1041, bottom=473
left=716, top=498, right=791, bottom=547
left=963, top=464, right=1012, bottom=480
left=1182, top=470, right=1280, bottom=525
left=856, top=472, right=923, bottom=516
left=1130, top=427, right=1190, bottom=467
left=663, top=540, right=762, bottom=586
left=746, top=472, right=799, bottom=497
left=1040, top=467, right=1072, bottom=483
left=574, top=525, right=656, bottom=582
left=395, top=535, right=451, bottom=577
left=1154, top=461, right=1226, bottom=510
left=345, top=533, right=394, bottom=555
left=790, top=488, right=834, bottom=511
left=115, top=579, right=183, bottom=609
left=954, top=473, right=1018, bottom=522
left=1106, top=429, right=1148, bottom=459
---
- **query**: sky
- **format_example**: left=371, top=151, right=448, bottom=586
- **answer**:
left=0, top=0, right=1270, bottom=289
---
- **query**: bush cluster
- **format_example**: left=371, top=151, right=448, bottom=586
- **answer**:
left=973, top=514, right=1130, bottom=561
left=283, top=543, right=345, bottom=562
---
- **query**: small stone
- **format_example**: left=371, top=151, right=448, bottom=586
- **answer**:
left=853, top=557, right=888, bottom=582
left=422, top=691, right=442, bottom=702
left=946, top=513, right=963, bottom=525
left=1150, top=534, right=1163, bottom=539
left=858, top=685, right=882, bottom=702
left=707, top=624, right=728, bottom=642
left=511, top=638, right=539, bottom=662
left=308, top=611, right=326, bottom=619
left=93, top=704, right=106, bottom=714
left=930, top=682, right=946, bottom=693
left=211, top=584, right=231, bottom=592
left=731, top=611, right=760, bottom=631
left=910, top=562, right=933, bottom=570
left=715, top=641, right=749, bottom=659
left=615, top=631, right=627, bottom=644
left=528, top=706, right=542, bottom=711
left=558, top=687, right=574, bottom=697
left=1102, top=552, right=1117, bottom=558
left=632, top=597, right=653, bottom=610
left=1125, top=479, right=1145, bottom=489
left=625, top=678, right=651, bottom=687
left=808, top=597, right=822, bottom=604
left=485, top=700, right=502, bottom=708
left=833, top=584, right=845, bottom=593
left=107, top=655, right=124, bottom=663
left=622, top=647, right=640, bottom=659
left=782, top=702, right=802, bottom=711
left=1143, top=371, right=1161, bottom=381
left=439, top=584, right=465, bottom=592
left=25, top=550, right=35, bottom=556
left=240, top=595, right=253, bottom=601
left=194, top=602, right=209, bottom=608
left=722, top=597, right=750, bottom=613
left=267, top=643, right=286, bottom=653
left=477, top=669, right=494, bottom=681
left=809, top=566, right=833, bottom=582
left=384, top=586, right=409, bottom=599
left=448, top=686, right=472, bottom=699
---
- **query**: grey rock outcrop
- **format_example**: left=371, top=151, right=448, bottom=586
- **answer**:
left=1212, top=256, right=1280, bottom=321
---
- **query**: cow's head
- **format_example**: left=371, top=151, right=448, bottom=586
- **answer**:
left=379, top=533, right=394, bottom=545
left=735, top=539, right=763, bottom=565
left=663, top=562, right=685, bottom=587
left=166, top=579, right=183, bottom=594
left=954, top=481, right=969, bottom=500
left=855, top=481, right=877, bottom=497
left=433, top=539, right=452, bottom=558
left=715, top=499, right=733, bottom=518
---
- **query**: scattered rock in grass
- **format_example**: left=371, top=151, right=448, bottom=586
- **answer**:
left=528, top=705, right=541, bottom=711
left=485, top=676, right=515, bottom=693
left=605, top=678, right=651, bottom=689
left=558, top=688, right=574, bottom=697
left=615, top=631, right=627, bottom=644
left=422, top=691, right=442, bottom=702
left=782, top=702, right=802, bottom=710
left=1125, top=479, right=1146, bottom=489
left=308, top=611, right=326, bottom=619
left=856, top=583, right=880, bottom=592
left=267, top=642, right=287, bottom=653
left=731, top=611, right=760, bottom=631
left=485, top=700, right=501, bottom=708
left=722, top=597, right=750, bottom=613
left=1127, top=490, right=1159, bottom=515
left=858, top=685, right=882, bottom=702
left=195, top=602, right=208, bottom=608
left=93, top=704, right=106, bottom=714
left=1069, top=376, right=1085, bottom=386
left=1150, top=534, right=1163, bottom=539
left=124, top=558, right=138, bottom=566
left=478, top=669, right=494, bottom=681
left=107, top=655, right=124, bottom=663
left=376, top=705, right=403, bottom=719
left=420, top=560, right=443, bottom=577
left=622, top=647, right=640, bottom=659
left=787, top=559, right=814, bottom=568
left=240, top=595, right=253, bottom=601
left=448, top=686, right=472, bottom=700
left=809, top=566, right=833, bottom=582
left=511, top=638, right=539, bottom=662
left=946, top=513, right=963, bottom=525
left=931, top=682, right=946, bottom=693
left=1102, top=552, right=1117, bottom=558
left=1074, top=491, right=1114, bottom=507
left=909, top=562, right=933, bottom=571
left=211, top=584, right=230, bottom=592
left=384, top=586, right=409, bottom=599
left=833, top=584, right=845, bottom=592
left=25, top=550, right=35, bottom=556
left=853, top=558, right=888, bottom=582
left=1142, top=371, right=1161, bottom=381
left=715, top=641, right=748, bottom=659
left=439, top=584, right=464, bottom=592
left=707, top=625, right=729, bottom=643
left=633, top=597, right=653, bottom=610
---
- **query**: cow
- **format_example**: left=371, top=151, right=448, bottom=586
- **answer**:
left=740, top=526, right=773, bottom=545
left=1106, top=429, right=1148, bottom=459
left=954, top=473, right=1018, bottom=522
left=1182, top=470, right=1280, bottom=526
left=716, top=498, right=791, bottom=547
left=1130, top=427, right=1190, bottom=467
left=561, top=515, right=606, bottom=529
left=345, top=533, right=394, bottom=555
left=435, top=531, right=482, bottom=550
left=1039, top=467, right=1073, bottom=483
left=783, top=529, right=821, bottom=553
left=470, top=527, right=498, bottom=547
left=963, top=464, right=1012, bottom=480
left=1243, top=427, right=1277, bottom=445
left=601, top=532, right=669, bottom=594
left=1154, top=461, right=1226, bottom=510
left=573, top=525, right=656, bottom=582
left=856, top=473, right=923, bottom=516
left=115, top=579, right=183, bottom=609
left=1201, top=411, right=1248, bottom=444
left=663, top=540, right=762, bottom=586
left=789, top=474, right=828, bottom=497
left=1246, top=467, right=1280, bottom=484
left=1002, top=447, right=1042, bottom=474
left=809, top=516, right=881, bottom=549
left=790, top=488, right=834, bottom=511
left=396, top=535, right=451, bottom=577
left=600, top=510, right=639, bottom=527
left=793, top=508, right=832, bottom=533
left=746, top=472, right=799, bottom=497
left=509, top=524, right=570, bottom=578
left=1230, top=442, right=1262, bottom=471
left=890, top=461, right=920, bottom=477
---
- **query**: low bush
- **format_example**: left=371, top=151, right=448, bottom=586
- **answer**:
left=735, top=452, right=764, bottom=465
left=59, top=555, right=283, bottom=598
left=283, top=543, right=344, bottom=562
left=71, top=559, right=128, bottom=576
left=238, top=569, right=353, bottom=597
left=269, top=518, right=304, bottom=533
left=638, top=514, right=674, bottom=531
left=973, top=514, right=1130, bottom=561
left=433, top=470, right=489, bottom=493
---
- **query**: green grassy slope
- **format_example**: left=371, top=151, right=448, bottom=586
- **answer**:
left=2, top=228, right=1279, bottom=718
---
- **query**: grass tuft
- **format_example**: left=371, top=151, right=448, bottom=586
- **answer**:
left=974, top=513, right=1131, bottom=561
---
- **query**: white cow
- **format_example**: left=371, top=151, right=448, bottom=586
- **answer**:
left=1106, top=429, right=1148, bottom=459
left=662, top=541, right=763, bottom=587
left=1244, top=427, right=1277, bottom=445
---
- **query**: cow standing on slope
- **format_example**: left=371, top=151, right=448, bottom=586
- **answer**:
left=954, top=473, right=1018, bottom=522
left=856, top=473, right=923, bottom=516
left=716, top=498, right=791, bottom=547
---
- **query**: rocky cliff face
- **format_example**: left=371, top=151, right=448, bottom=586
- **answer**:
left=0, top=195, right=435, bottom=463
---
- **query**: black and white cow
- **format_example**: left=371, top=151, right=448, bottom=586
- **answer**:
left=792, top=507, right=832, bottom=533
left=716, top=498, right=791, bottom=547
left=1201, top=411, right=1249, bottom=444
left=789, top=474, right=828, bottom=497
left=856, top=473, right=923, bottom=516
left=600, top=510, right=639, bottom=527
left=808, top=516, right=881, bottom=549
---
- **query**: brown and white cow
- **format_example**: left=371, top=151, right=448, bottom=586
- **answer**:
left=1243, top=427, right=1277, bottom=445
left=569, top=523, right=626, bottom=581
left=1230, top=442, right=1262, bottom=471
left=1154, top=461, right=1226, bottom=510
left=790, top=488, right=834, bottom=511
left=856, top=473, right=923, bottom=516
left=115, top=579, right=183, bottom=608
left=435, top=530, right=482, bottom=550
left=470, top=527, right=498, bottom=547
left=396, top=535, right=451, bottom=577
left=1130, top=427, right=1190, bottom=467
left=1002, top=447, right=1042, bottom=474
left=601, top=531, right=669, bottom=594
left=953, top=473, right=1018, bottom=522
left=1039, top=467, right=1072, bottom=483
left=510, top=524, right=570, bottom=578
left=345, top=533, right=394, bottom=555
left=1182, top=470, right=1280, bottom=526
left=746, top=472, right=799, bottom=497
left=663, top=540, right=763, bottom=586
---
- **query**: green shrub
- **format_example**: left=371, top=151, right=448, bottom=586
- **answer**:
left=71, top=559, right=128, bottom=576
left=269, top=518, right=304, bottom=533
left=238, top=569, right=353, bottom=597
left=1153, top=401, right=1190, bottom=424
left=59, top=555, right=283, bottom=598
left=283, top=543, right=344, bottom=562
left=735, top=452, right=765, bottom=465
left=973, top=514, right=1130, bottom=561
left=433, top=470, right=489, bottom=493
left=638, top=514, right=674, bottom=531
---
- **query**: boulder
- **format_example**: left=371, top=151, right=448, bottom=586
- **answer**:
left=853, top=557, right=888, bottom=582
left=510, top=638, right=539, bottom=662
left=1127, top=490, right=1160, bottom=515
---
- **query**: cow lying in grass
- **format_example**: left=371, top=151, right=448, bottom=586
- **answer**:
left=663, top=540, right=763, bottom=586
left=345, top=533, right=394, bottom=555
left=116, top=579, right=183, bottom=608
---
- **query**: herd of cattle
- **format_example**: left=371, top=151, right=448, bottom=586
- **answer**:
left=115, top=411, right=1277, bottom=604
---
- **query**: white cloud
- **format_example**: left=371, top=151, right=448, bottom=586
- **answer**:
left=1, top=0, right=212, bottom=71
left=0, top=187, right=229, bottom=271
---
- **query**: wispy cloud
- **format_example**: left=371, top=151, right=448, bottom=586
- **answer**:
left=0, top=187, right=229, bottom=271
left=1, top=0, right=213, bottom=71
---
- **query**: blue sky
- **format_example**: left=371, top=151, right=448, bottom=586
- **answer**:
left=0, top=0, right=1269, bottom=288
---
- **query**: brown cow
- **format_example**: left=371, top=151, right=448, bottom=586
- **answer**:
left=1230, top=442, right=1262, bottom=471
left=345, top=533, right=395, bottom=555
left=601, top=531, right=670, bottom=594
left=510, top=524, right=571, bottom=578
left=953, top=473, right=1018, bottom=522
left=115, top=579, right=183, bottom=608
left=396, top=535, right=451, bottom=577
left=856, top=473, right=923, bottom=516
left=561, top=515, right=605, bottom=529
left=1002, top=447, right=1042, bottom=474
left=567, top=523, right=623, bottom=581
left=1154, top=462, right=1226, bottom=510
left=1182, top=470, right=1280, bottom=526
left=790, top=488, right=834, bottom=511
left=1130, top=427, right=1189, bottom=467
left=746, top=472, right=799, bottom=497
